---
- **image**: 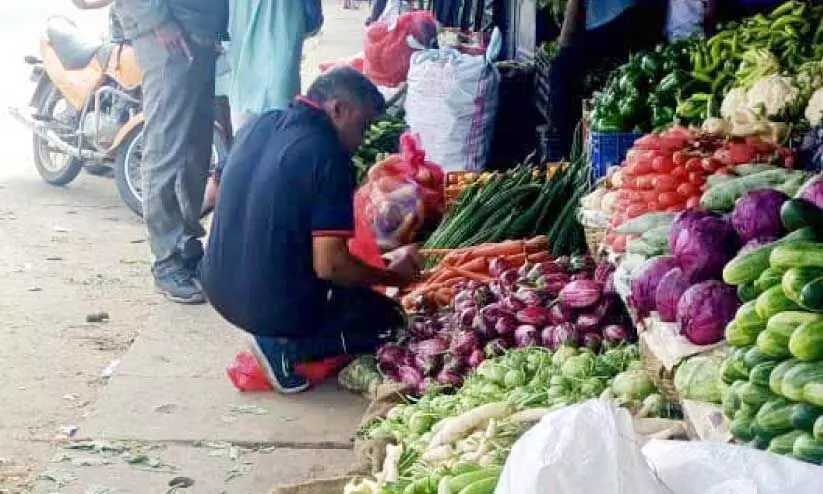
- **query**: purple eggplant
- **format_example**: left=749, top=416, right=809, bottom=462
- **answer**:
left=501, top=294, right=527, bottom=313
left=575, top=312, right=600, bottom=332
left=516, top=287, right=549, bottom=308
left=548, top=303, right=574, bottom=325
left=516, top=306, right=552, bottom=327
left=514, top=325, right=538, bottom=348
left=540, top=326, right=557, bottom=349
left=494, top=313, right=518, bottom=337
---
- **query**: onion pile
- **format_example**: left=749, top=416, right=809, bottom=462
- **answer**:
left=377, top=255, right=634, bottom=394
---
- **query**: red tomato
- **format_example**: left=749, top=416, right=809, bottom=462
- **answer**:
left=658, top=192, right=681, bottom=208
left=686, top=196, right=701, bottom=209
left=652, top=174, right=678, bottom=192
left=685, top=157, right=703, bottom=172
left=688, top=172, right=706, bottom=186
left=626, top=204, right=648, bottom=218
left=652, top=155, right=675, bottom=173
left=676, top=182, right=700, bottom=198
left=671, top=166, right=689, bottom=181
left=636, top=174, right=656, bottom=190
left=672, top=150, right=689, bottom=167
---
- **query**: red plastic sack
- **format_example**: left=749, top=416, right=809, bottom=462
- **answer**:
left=226, top=351, right=272, bottom=392
left=319, top=54, right=365, bottom=74
left=363, top=12, right=438, bottom=88
left=353, top=133, right=444, bottom=251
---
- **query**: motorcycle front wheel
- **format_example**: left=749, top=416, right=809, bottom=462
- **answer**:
left=32, top=82, right=84, bottom=185
left=114, top=124, right=228, bottom=217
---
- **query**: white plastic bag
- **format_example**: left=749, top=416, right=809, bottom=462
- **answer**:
left=495, top=400, right=668, bottom=494
left=405, top=28, right=502, bottom=172
left=642, top=439, right=823, bottom=494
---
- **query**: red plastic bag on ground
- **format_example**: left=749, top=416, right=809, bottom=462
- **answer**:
left=353, top=133, right=444, bottom=252
left=226, top=351, right=272, bottom=392
left=363, top=12, right=438, bottom=88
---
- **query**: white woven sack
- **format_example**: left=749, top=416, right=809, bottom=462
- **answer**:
left=405, top=28, right=502, bottom=172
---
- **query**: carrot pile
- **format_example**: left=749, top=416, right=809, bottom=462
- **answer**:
left=402, top=236, right=551, bottom=311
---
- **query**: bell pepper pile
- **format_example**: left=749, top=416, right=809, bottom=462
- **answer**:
left=590, top=38, right=697, bottom=133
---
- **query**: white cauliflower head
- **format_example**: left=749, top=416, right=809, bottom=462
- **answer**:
left=720, top=88, right=748, bottom=119
left=805, top=88, right=823, bottom=126
left=745, top=75, right=800, bottom=118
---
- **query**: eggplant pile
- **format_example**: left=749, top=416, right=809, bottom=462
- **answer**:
left=377, top=255, right=636, bottom=395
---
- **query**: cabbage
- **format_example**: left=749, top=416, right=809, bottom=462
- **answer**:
left=677, top=281, right=740, bottom=346
left=730, top=189, right=789, bottom=242
left=630, top=256, right=679, bottom=316
left=674, top=355, right=724, bottom=404
left=668, top=208, right=719, bottom=251
left=611, top=369, right=657, bottom=401
left=799, top=175, right=823, bottom=209
left=673, top=216, right=738, bottom=281
left=655, top=268, right=692, bottom=323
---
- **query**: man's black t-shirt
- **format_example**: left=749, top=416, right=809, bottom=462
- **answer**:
left=201, top=101, right=355, bottom=338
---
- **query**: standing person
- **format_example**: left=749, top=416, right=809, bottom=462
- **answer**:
left=548, top=0, right=666, bottom=155
left=201, top=68, right=419, bottom=393
left=227, top=0, right=316, bottom=130
left=115, top=0, right=228, bottom=304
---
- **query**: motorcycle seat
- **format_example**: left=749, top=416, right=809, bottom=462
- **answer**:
left=46, top=16, right=103, bottom=71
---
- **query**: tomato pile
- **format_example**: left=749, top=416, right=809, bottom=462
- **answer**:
left=605, top=127, right=793, bottom=252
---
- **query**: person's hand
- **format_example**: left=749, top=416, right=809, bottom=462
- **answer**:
left=155, top=22, right=193, bottom=61
left=385, top=245, right=422, bottom=286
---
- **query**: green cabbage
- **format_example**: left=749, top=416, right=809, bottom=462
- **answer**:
left=674, top=355, right=725, bottom=404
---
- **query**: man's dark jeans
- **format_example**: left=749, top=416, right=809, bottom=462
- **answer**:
left=255, top=286, right=404, bottom=362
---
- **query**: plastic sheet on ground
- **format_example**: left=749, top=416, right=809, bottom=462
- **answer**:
left=496, top=400, right=823, bottom=494
left=642, top=316, right=728, bottom=370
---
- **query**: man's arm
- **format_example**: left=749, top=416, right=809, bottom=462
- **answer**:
left=312, top=237, right=415, bottom=288
left=72, top=0, right=114, bottom=9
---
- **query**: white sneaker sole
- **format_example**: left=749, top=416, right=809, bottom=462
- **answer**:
left=247, top=337, right=310, bottom=395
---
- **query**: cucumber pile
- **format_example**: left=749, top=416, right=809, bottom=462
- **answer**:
left=423, top=158, right=590, bottom=262
left=720, top=196, right=823, bottom=464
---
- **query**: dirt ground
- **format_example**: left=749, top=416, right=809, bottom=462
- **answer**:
left=0, top=3, right=370, bottom=492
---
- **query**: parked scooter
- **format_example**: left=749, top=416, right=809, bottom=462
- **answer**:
left=9, top=16, right=229, bottom=216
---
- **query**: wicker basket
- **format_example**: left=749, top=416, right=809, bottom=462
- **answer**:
left=640, top=332, right=679, bottom=404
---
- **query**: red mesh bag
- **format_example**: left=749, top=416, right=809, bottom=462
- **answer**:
left=353, top=133, right=444, bottom=252
left=363, top=12, right=438, bottom=88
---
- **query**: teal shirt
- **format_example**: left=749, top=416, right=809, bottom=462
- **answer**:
left=586, top=0, right=637, bottom=29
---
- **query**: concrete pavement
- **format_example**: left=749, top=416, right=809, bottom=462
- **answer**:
left=0, top=2, right=376, bottom=492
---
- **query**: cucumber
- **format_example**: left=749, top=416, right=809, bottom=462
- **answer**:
left=806, top=382, right=823, bottom=408
left=722, top=380, right=746, bottom=420
left=748, top=435, right=771, bottom=450
left=737, top=381, right=774, bottom=408
left=742, top=346, right=776, bottom=370
left=726, top=321, right=754, bottom=348
left=458, top=476, right=498, bottom=494
left=721, top=348, right=751, bottom=384
left=750, top=361, right=778, bottom=388
left=755, top=285, right=801, bottom=320
left=754, top=267, right=785, bottom=293
left=756, top=329, right=791, bottom=359
left=722, top=229, right=820, bottom=285
left=734, top=301, right=767, bottom=343
left=701, top=169, right=793, bottom=212
left=789, top=320, right=823, bottom=362
left=755, top=397, right=822, bottom=436
left=766, top=311, right=823, bottom=340
left=737, top=282, right=760, bottom=303
left=792, top=432, right=823, bottom=465
left=780, top=361, right=823, bottom=402
left=815, top=415, right=823, bottom=441
left=782, top=266, right=823, bottom=308
left=730, top=409, right=757, bottom=442
left=768, top=430, right=805, bottom=455
left=781, top=198, right=823, bottom=232
left=800, top=277, right=823, bottom=312
left=770, top=241, right=823, bottom=270
left=770, top=359, right=800, bottom=396
left=614, top=212, right=676, bottom=235
left=447, top=468, right=501, bottom=493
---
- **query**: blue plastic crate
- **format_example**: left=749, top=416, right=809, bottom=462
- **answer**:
left=589, top=131, right=643, bottom=180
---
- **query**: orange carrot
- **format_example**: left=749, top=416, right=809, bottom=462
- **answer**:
left=448, top=267, right=493, bottom=283
left=456, top=257, right=488, bottom=273
left=504, top=253, right=528, bottom=266
left=527, top=251, right=552, bottom=263
left=525, top=236, right=549, bottom=252
left=462, top=241, right=523, bottom=259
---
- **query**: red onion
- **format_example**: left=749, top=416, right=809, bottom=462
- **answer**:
left=468, top=349, right=486, bottom=368
left=553, top=322, right=578, bottom=347
left=575, top=312, right=600, bottom=332
left=602, top=324, right=628, bottom=344
left=501, top=294, right=527, bottom=312
left=494, top=313, right=518, bottom=337
left=540, top=326, right=557, bottom=349
left=398, top=365, right=424, bottom=388
left=498, top=269, right=519, bottom=290
left=548, top=303, right=574, bottom=325
left=514, top=325, right=538, bottom=348
left=516, top=287, right=548, bottom=307
left=450, top=330, right=479, bottom=357
left=559, top=280, right=603, bottom=309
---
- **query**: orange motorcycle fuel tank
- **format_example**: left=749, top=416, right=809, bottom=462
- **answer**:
left=106, top=44, right=142, bottom=90
left=40, top=35, right=104, bottom=111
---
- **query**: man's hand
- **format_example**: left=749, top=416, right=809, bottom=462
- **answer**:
left=155, top=22, right=193, bottom=61
left=383, top=245, right=422, bottom=286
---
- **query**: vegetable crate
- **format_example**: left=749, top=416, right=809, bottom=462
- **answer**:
left=588, top=131, right=643, bottom=180
left=639, top=332, right=680, bottom=404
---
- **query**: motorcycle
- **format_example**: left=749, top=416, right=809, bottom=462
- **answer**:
left=9, top=16, right=229, bottom=216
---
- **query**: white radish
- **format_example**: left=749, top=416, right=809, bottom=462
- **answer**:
left=427, top=402, right=511, bottom=450
left=422, top=444, right=454, bottom=463
left=506, top=408, right=551, bottom=424
left=377, top=444, right=402, bottom=485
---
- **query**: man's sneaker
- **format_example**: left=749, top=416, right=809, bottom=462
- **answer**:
left=181, top=238, right=204, bottom=275
left=153, top=267, right=206, bottom=304
left=248, top=336, right=310, bottom=394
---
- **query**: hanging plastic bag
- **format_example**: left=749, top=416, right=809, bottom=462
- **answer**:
left=226, top=351, right=272, bottom=392
left=363, top=12, right=438, bottom=88
left=405, top=28, right=502, bottom=171
left=353, top=133, right=444, bottom=252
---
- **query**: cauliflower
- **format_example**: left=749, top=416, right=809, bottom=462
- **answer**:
left=720, top=88, right=748, bottom=119
left=805, top=88, right=823, bottom=126
left=745, top=75, right=800, bottom=118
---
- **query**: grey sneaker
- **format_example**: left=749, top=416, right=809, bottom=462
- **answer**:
left=153, top=267, right=206, bottom=304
